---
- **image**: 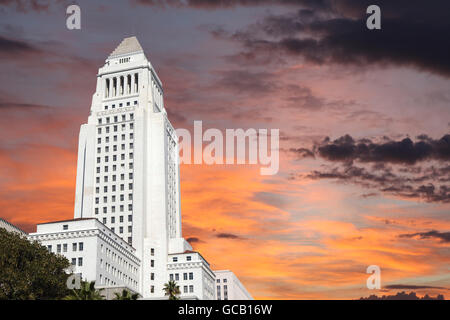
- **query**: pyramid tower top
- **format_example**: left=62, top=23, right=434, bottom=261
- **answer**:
left=108, top=36, right=144, bottom=58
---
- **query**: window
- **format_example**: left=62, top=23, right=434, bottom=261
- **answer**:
left=150, top=260, right=154, bottom=267
left=223, top=279, right=227, bottom=283
left=71, top=258, right=76, bottom=266
left=57, top=244, right=61, bottom=253
left=63, top=224, right=68, bottom=230
left=183, top=273, right=187, bottom=280
left=183, top=286, right=188, bottom=294
left=175, top=273, right=179, bottom=281
left=150, top=286, right=154, bottom=293
left=79, top=242, right=83, bottom=251
left=63, top=243, right=67, bottom=252
left=170, top=274, right=173, bottom=281
left=187, top=256, right=191, bottom=261
left=151, top=273, right=154, bottom=280
left=150, top=248, right=154, bottom=256
left=189, top=285, right=194, bottom=293
left=128, top=215, right=132, bottom=222
left=189, top=272, right=193, bottom=280
left=128, top=237, right=132, bottom=244
left=73, top=243, right=77, bottom=252
left=78, top=257, right=83, bottom=266
left=217, top=279, right=220, bottom=283
left=173, top=257, right=178, bottom=262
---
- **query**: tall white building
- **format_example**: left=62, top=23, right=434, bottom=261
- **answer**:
left=72, top=36, right=203, bottom=298
left=27, top=37, right=251, bottom=300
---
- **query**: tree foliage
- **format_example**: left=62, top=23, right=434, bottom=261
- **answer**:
left=163, top=280, right=180, bottom=300
left=64, top=280, right=105, bottom=300
left=0, top=228, right=71, bottom=299
left=114, top=288, right=140, bottom=300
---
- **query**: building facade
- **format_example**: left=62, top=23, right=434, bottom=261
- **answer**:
left=168, top=251, right=216, bottom=300
left=0, top=218, right=27, bottom=236
left=25, top=37, right=251, bottom=300
left=215, top=270, right=253, bottom=300
left=71, top=36, right=212, bottom=299
left=28, top=218, right=140, bottom=292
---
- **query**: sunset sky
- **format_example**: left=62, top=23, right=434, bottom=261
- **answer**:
left=0, top=0, right=449, bottom=299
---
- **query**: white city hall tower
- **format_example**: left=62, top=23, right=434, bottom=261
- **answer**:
left=28, top=36, right=251, bottom=300
left=72, top=36, right=213, bottom=298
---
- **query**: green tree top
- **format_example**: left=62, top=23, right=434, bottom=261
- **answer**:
left=0, top=227, right=71, bottom=300
left=163, top=280, right=181, bottom=300
left=113, top=288, right=140, bottom=300
left=64, top=280, right=105, bottom=300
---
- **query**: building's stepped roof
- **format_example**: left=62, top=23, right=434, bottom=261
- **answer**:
left=109, top=36, right=143, bottom=58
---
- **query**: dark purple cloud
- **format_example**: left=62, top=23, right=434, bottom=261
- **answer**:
left=399, top=230, right=450, bottom=243
left=200, top=0, right=450, bottom=77
left=0, top=35, right=40, bottom=55
left=216, top=232, right=246, bottom=240
left=315, top=134, right=450, bottom=165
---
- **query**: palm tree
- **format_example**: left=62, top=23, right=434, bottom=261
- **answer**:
left=114, top=289, right=140, bottom=300
left=163, top=280, right=180, bottom=300
left=64, top=280, right=105, bottom=300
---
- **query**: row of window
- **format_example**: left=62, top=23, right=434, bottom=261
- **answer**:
left=98, top=113, right=134, bottom=125
left=71, top=257, right=83, bottom=266
left=97, top=153, right=134, bottom=164
left=217, top=285, right=228, bottom=300
left=47, top=242, right=83, bottom=253
left=169, top=272, right=194, bottom=281
left=183, top=285, right=194, bottom=294
left=105, top=74, right=138, bottom=98
left=97, top=133, right=133, bottom=144
left=98, top=123, right=134, bottom=135
left=97, top=143, right=134, bottom=154
left=103, top=100, right=137, bottom=111
left=99, top=274, right=138, bottom=289
left=101, top=244, right=137, bottom=274
left=172, top=256, right=192, bottom=262
left=217, top=278, right=228, bottom=283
